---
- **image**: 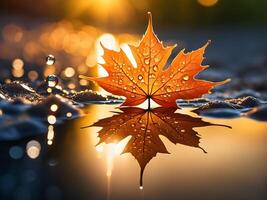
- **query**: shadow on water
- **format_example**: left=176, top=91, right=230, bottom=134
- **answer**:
left=82, top=107, right=231, bottom=188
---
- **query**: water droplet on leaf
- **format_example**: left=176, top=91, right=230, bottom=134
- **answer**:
left=165, top=86, right=172, bottom=93
left=138, top=75, right=143, bottom=80
left=183, top=75, right=189, bottom=81
left=144, top=58, right=150, bottom=65
left=153, top=65, right=158, bottom=72
left=154, top=57, right=160, bottom=62
left=149, top=73, right=156, bottom=79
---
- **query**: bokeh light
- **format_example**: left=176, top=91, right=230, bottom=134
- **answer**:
left=50, top=104, right=58, bottom=112
left=26, top=140, right=41, bottom=159
left=47, top=115, right=57, bottom=124
left=198, top=0, right=219, bottom=7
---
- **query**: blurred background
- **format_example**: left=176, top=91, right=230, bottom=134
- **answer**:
left=1, top=0, right=267, bottom=28
left=1, top=0, right=267, bottom=92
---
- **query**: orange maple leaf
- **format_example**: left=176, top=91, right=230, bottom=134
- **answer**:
left=81, top=12, right=230, bottom=107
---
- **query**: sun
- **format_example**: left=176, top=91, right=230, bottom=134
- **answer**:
left=68, top=0, right=132, bottom=25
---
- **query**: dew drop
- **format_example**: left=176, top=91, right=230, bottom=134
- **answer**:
left=46, top=55, right=55, bottom=65
left=131, top=94, right=136, bottom=98
left=138, top=75, right=143, bottom=80
left=119, top=119, right=124, bottom=123
left=46, top=75, right=58, bottom=88
left=165, top=86, right=172, bottom=93
left=183, top=75, right=189, bottom=81
left=132, top=89, right=137, bottom=93
left=153, top=65, right=158, bottom=72
left=118, top=80, right=123, bottom=84
left=154, top=57, right=160, bottom=62
left=144, top=58, right=150, bottom=65
left=149, top=73, right=156, bottom=79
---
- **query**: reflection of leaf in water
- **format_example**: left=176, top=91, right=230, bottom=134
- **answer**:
left=85, top=107, right=230, bottom=187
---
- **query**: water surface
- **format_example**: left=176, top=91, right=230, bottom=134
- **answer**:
left=58, top=104, right=267, bottom=200
left=1, top=104, right=267, bottom=200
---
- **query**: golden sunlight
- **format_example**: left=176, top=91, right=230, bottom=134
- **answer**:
left=96, top=33, right=118, bottom=77
left=198, top=0, right=219, bottom=7
left=95, top=137, right=130, bottom=177
left=120, top=43, right=137, bottom=68
left=68, top=0, right=132, bottom=24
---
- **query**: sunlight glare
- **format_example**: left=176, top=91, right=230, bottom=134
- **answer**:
left=95, top=136, right=130, bottom=177
left=120, top=43, right=137, bottom=68
left=69, top=0, right=132, bottom=25
left=198, top=0, right=219, bottom=7
left=139, top=99, right=160, bottom=109
left=96, top=33, right=118, bottom=77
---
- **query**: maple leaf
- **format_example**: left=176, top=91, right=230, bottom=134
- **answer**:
left=84, top=107, right=230, bottom=187
left=81, top=12, right=230, bottom=107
